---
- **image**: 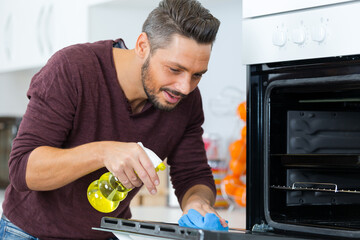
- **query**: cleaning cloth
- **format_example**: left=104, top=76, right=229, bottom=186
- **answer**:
left=178, top=209, right=229, bottom=231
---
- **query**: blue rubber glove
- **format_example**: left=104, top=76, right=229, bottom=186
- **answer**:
left=178, top=209, right=229, bottom=231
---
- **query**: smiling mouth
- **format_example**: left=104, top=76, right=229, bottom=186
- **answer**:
left=163, top=90, right=182, bottom=104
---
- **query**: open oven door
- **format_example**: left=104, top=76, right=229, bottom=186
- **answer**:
left=93, top=217, right=321, bottom=240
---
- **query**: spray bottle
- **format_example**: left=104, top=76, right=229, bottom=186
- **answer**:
left=87, top=142, right=166, bottom=213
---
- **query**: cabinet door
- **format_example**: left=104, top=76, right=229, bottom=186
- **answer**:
left=0, top=1, right=15, bottom=70
left=0, top=0, right=55, bottom=72
left=0, top=0, right=114, bottom=73
left=51, top=0, right=89, bottom=52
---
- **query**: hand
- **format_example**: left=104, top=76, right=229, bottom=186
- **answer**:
left=181, top=185, right=228, bottom=228
left=182, top=198, right=228, bottom=228
left=179, top=209, right=229, bottom=231
left=100, top=141, right=160, bottom=195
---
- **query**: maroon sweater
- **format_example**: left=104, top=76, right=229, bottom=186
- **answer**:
left=2, top=39, right=216, bottom=239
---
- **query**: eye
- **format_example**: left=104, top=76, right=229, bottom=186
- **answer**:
left=170, top=68, right=180, bottom=73
left=193, top=73, right=203, bottom=80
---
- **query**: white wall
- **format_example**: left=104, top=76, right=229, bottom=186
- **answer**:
left=199, top=0, right=246, bottom=159
left=0, top=0, right=245, bottom=160
left=0, top=68, right=38, bottom=117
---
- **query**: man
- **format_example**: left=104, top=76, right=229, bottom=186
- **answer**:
left=0, top=0, right=226, bottom=239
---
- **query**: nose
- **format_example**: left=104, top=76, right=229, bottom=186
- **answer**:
left=175, top=75, right=194, bottom=96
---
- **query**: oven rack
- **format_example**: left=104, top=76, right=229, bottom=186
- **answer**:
left=271, top=182, right=360, bottom=194
left=274, top=154, right=360, bottom=169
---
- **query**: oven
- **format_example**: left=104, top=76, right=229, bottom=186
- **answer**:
left=94, top=1, right=360, bottom=239
left=245, top=0, right=360, bottom=239
left=247, top=56, right=360, bottom=239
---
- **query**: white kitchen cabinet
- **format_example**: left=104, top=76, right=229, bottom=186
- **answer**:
left=0, top=0, right=15, bottom=71
left=0, top=0, right=54, bottom=72
left=51, top=0, right=90, bottom=54
left=0, top=0, right=111, bottom=73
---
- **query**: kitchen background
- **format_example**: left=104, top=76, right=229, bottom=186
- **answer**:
left=0, top=0, right=246, bottom=228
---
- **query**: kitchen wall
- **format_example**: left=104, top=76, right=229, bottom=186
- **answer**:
left=0, top=69, right=39, bottom=117
left=0, top=0, right=245, bottom=160
left=199, top=0, right=246, bottom=159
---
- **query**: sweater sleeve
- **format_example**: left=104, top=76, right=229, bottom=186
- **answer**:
left=8, top=50, right=77, bottom=192
left=167, top=88, right=216, bottom=206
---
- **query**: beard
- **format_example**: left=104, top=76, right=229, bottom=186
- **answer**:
left=141, top=56, right=186, bottom=112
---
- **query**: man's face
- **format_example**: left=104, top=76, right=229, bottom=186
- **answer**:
left=141, top=35, right=212, bottom=111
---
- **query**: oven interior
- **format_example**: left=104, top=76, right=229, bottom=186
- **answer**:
left=265, top=75, right=360, bottom=232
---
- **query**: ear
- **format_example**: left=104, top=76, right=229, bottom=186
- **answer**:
left=135, top=32, right=150, bottom=60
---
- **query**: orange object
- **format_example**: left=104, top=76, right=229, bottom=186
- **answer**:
left=234, top=185, right=246, bottom=207
left=241, top=125, right=246, bottom=139
left=222, top=174, right=243, bottom=195
left=237, top=143, right=246, bottom=164
left=229, top=139, right=245, bottom=159
left=237, top=102, right=246, bottom=121
left=229, top=158, right=246, bottom=176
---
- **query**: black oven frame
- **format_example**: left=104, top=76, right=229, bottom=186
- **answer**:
left=246, top=55, right=360, bottom=238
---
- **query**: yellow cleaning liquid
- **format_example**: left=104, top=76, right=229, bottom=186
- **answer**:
left=87, top=142, right=166, bottom=213
left=87, top=172, right=130, bottom=213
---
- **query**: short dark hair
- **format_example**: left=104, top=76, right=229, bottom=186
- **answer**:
left=142, top=0, right=220, bottom=53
